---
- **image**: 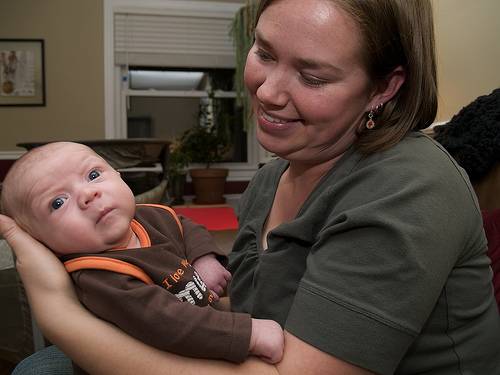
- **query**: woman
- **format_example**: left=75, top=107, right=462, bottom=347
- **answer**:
left=4, top=0, right=500, bottom=374
left=434, top=87, right=500, bottom=311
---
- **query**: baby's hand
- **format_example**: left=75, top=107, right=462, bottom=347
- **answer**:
left=191, top=254, right=231, bottom=301
left=249, top=319, right=285, bottom=364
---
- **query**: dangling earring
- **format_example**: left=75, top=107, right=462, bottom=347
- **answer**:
left=366, top=111, right=375, bottom=129
left=366, top=102, right=384, bottom=130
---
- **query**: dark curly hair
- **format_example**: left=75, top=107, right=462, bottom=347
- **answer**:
left=434, top=88, right=500, bottom=182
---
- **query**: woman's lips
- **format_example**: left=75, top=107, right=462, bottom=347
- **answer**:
left=262, top=111, right=290, bottom=124
left=259, top=111, right=300, bottom=132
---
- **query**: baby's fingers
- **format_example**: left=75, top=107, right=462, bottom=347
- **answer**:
left=210, top=290, right=220, bottom=302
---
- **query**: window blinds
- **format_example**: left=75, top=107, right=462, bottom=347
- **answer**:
left=114, top=12, right=237, bottom=69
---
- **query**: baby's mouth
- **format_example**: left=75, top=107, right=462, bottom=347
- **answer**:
left=97, top=208, right=112, bottom=223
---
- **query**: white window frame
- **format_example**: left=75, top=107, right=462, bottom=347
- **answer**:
left=103, top=0, right=271, bottom=181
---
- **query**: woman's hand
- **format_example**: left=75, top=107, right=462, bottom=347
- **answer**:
left=0, top=214, right=72, bottom=293
left=0, top=213, right=80, bottom=347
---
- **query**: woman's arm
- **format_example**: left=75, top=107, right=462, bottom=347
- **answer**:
left=0, top=214, right=376, bottom=375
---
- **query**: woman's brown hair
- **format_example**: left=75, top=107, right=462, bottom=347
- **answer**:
left=254, top=0, right=438, bottom=154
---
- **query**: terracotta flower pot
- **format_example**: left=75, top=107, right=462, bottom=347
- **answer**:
left=189, top=168, right=228, bottom=204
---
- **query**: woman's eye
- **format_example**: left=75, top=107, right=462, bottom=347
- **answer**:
left=88, top=170, right=101, bottom=181
left=51, top=198, right=67, bottom=211
left=301, top=73, right=327, bottom=87
left=255, top=49, right=273, bottom=62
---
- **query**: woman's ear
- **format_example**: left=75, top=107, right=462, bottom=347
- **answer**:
left=370, top=66, right=406, bottom=107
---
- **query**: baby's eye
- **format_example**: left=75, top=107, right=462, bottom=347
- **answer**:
left=51, top=197, right=67, bottom=211
left=88, top=170, right=101, bottom=181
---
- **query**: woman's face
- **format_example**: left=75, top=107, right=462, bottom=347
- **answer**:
left=245, top=0, right=377, bottom=164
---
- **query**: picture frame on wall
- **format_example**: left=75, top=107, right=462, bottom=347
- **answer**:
left=0, top=39, right=45, bottom=106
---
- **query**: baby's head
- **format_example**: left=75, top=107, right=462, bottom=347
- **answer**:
left=1, top=142, right=137, bottom=256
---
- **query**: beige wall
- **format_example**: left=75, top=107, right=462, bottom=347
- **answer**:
left=433, top=0, right=500, bottom=122
left=0, top=0, right=105, bottom=151
left=0, top=0, right=498, bottom=152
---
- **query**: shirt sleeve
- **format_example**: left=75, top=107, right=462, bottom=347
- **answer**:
left=179, top=215, right=228, bottom=266
left=283, top=140, right=487, bottom=374
left=70, top=269, right=251, bottom=362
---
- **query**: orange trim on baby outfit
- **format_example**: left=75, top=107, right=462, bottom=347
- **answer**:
left=130, top=219, right=151, bottom=248
left=64, top=257, right=154, bottom=285
left=63, top=204, right=183, bottom=284
left=137, top=204, right=183, bottom=236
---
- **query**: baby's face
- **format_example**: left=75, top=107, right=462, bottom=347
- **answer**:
left=23, top=143, right=137, bottom=255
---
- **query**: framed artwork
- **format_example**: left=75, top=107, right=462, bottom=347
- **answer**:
left=0, top=39, right=45, bottom=106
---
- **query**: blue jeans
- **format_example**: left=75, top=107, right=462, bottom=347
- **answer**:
left=12, top=345, right=73, bottom=375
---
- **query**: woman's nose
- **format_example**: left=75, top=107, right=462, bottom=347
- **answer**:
left=255, top=68, right=290, bottom=108
left=78, top=187, right=101, bottom=208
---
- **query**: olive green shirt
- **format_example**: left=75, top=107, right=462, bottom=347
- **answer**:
left=229, top=132, right=500, bottom=374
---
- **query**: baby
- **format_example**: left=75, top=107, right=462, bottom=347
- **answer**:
left=0, top=141, right=283, bottom=370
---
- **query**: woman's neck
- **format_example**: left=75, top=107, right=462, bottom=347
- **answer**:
left=262, top=157, right=339, bottom=250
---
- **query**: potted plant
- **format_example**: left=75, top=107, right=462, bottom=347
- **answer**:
left=178, top=95, right=231, bottom=204
left=168, top=142, right=191, bottom=205
left=230, top=1, right=258, bottom=130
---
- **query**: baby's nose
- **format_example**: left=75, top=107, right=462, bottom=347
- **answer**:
left=79, top=187, right=101, bottom=208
